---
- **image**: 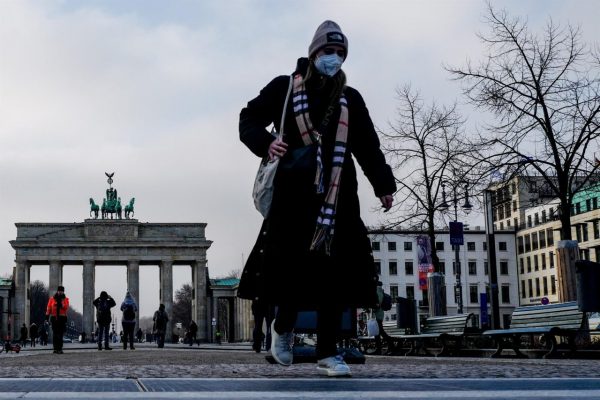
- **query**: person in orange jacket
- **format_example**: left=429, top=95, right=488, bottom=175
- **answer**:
left=45, top=285, right=69, bottom=354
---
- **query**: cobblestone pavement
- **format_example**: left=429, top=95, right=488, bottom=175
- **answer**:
left=1, top=343, right=599, bottom=379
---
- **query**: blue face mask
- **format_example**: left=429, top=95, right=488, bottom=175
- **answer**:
left=314, top=54, right=343, bottom=77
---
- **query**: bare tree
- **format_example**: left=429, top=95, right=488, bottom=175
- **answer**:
left=29, top=280, right=48, bottom=326
left=380, top=85, right=473, bottom=274
left=171, top=283, right=192, bottom=334
left=447, top=4, right=600, bottom=240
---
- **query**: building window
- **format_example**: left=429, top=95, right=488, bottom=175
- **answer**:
left=371, top=241, right=380, bottom=251
left=551, top=275, right=557, bottom=295
left=527, top=257, right=532, bottom=273
left=547, top=229, right=554, bottom=246
left=534, top=255, right=539, bottom=271
left=501, top=285, right=510, bottom=303
left=483, top=241, right=487, bottom=251
left=439, top=261, right=446, bottom=274
left=528, top=279, right=533, bottom=298
left=534, top=213, right=539, bottom=225
left=541, top=254, right=547, bottom=270
left=519, top=258, right=524, bottom=274
left=389, top=261, right=398, bottom=275
left=527, top=215, right=532, bottom=227
left=470, top=285, right=479, bottom=304
left=390, top=285, right=399, bottom=301
left=406, top=285, right=415, bottom=299
left=535, top=277, right=541, bottom=297
left=539, top=230, right=546, bottom=248
left=498, top=241, right=507, bottom=251
left=594, top=221, right=600, bottom=240
left=525, top=235, right=531, bottom=252
left=583, top=224, right=589, bottom=242
left=513, top=200, right=517, bottom=211
left=468, top=261, right=477, bottom=275
left=531, top=233, right=538, bottom=250
left=467, top=242, right=476, bottom=251
left=374, top=261, right=381, bottom=275
left=436, top=242, right=444, bottom=251
left=517, top=237, right=524, bottom=254
left=388, top=241, right=397, bottom=251
left=521, top=280, right=526, bottom=298
left=500, top=260, right=509, bottom=275
left=403, top=242, right=412, bottom=251
left=404, top=261, right=413, bottom=275
left=549, top=252, right=555, bottom=268
left=484, top=261, right=489, bottom=275
left=543, top=276, right=548, bottom=296
left=542, top=210, right=547, bottom=223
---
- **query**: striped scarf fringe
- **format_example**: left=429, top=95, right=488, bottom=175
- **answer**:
left=292, top=74, right=349, bottom=254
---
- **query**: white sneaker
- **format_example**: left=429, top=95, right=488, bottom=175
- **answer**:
left=317, top=355, right=351, bottom=377
left=270, top=320, right=294, bottom=366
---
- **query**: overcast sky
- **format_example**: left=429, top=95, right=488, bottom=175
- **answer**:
left=1, top=0, right=598, bottom=318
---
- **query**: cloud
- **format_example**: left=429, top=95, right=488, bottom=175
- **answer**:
left=2, top=0, right=599, bottom=315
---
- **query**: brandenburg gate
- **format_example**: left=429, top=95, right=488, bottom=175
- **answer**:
left=9, top=174, right=212, bottom=341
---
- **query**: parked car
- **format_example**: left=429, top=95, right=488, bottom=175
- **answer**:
left=62, top=337, right=73, bottom=343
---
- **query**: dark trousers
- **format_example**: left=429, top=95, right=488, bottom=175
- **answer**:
left=122, top=322, right=135, bottom=348
left=274, top=305, right=342, bottom=360
left=50, top=317, right=66, bottom=351
left=98, top=323, right=110, bottom=348
left=252, top=300, right=274, bottom=352
left=375, top=318, right=393, bottom=352
left=156, top=332, right=165, bottom=348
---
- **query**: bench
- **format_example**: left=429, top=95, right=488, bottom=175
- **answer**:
left=389, top=313, right=477, bottom=356
left=356, top=321, right=399, bottom=354
left=483, top=301, right=584, bottom=359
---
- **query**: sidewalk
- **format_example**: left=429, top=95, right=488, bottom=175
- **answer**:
left=2, top=343, right=600, bottom=379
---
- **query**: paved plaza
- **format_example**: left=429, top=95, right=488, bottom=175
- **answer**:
left=1, top=343, right=599, bottom=398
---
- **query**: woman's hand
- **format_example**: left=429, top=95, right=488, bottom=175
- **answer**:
left=380, top=194, right=393, bottom=212
left=268, top=139, right=288, bottom=160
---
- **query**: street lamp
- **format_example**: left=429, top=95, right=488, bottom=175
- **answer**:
left=439, top=182, right=472, bottom=314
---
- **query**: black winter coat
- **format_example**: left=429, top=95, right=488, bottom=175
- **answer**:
left=238, top=58, right=396, bottom=310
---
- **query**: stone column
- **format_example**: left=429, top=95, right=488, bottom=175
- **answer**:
left=192, top=260, right=207, bottom=341
left=48, top=260, right=63, bottom=294
left=127, top=260, right=140, bottom=330
left=159, top=260, right=173, bottom=343
left=82, top=260, right=95, bottom=338
left=13, top=260, right=29, bottom=340
left=556, top=240, right=580, bottom=302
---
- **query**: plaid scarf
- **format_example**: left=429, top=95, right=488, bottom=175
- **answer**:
left=292, top=73, right=349, bottom=254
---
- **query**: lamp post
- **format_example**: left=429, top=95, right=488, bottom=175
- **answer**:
left=439, top=182, right=472, bottom=314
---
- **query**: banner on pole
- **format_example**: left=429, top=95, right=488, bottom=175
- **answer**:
left=417, top=235, right=433, bottom=290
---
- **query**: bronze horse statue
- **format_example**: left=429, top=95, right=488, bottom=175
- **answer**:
left=124, top=198, right=135, bottom=219
left=89, top=198, right=99, bottom=219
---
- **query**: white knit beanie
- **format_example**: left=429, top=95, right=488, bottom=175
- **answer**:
left=308, top=20, right=348, bottom=60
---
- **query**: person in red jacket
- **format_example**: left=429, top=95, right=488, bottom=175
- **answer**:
left=45, top=285, right=69, bottom=354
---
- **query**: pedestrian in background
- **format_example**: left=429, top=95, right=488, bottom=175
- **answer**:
left=238, top=20, right=395, bottom=377
left=29, top=322, right=38, bottom=348
left=153, top=304, right=169, bottom=348
left=136, top=327, right=143, bottom=343
left=40, top=321, right=49, bottom=346
left=120, top=291, right=138, bottom=350
left=19, top=324, right=28, bottom=348
left=188, top=320, right=198, bottom=346
left=374, top=281, right=393, bottom=354
left=93, top=291, right=116, bottom=350
left=45, top=285, right=69, bottom=354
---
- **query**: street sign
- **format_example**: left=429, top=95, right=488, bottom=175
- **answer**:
left=541, top=297, right=549, bottom=305
left=211, top=317, right=216, bottom=326
left=449, top=221, right=464, bottom=245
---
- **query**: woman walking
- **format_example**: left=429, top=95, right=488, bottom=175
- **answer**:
left=238, top=20, right=395, bottom=376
